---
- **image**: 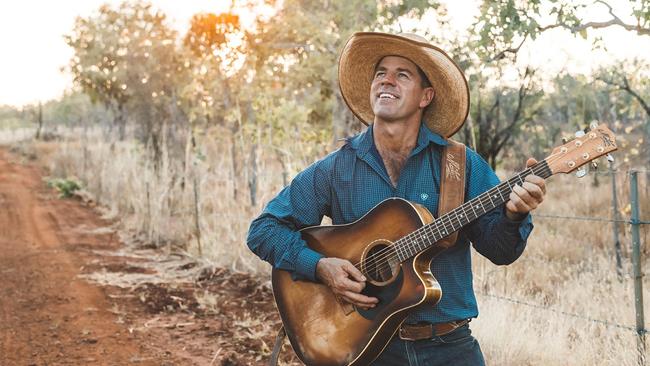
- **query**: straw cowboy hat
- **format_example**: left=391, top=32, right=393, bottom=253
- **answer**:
left=338, top=32, right=469, bottom=138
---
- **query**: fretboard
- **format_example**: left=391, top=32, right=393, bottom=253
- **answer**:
left=393, top=160, right=552, bottom=261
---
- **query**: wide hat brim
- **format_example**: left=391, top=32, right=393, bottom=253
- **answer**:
left=338, top=32, right=469, bottom=138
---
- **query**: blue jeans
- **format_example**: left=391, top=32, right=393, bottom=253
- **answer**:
left=371, top=324, right=486, bottom=366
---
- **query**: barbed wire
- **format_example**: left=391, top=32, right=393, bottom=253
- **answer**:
left=476, top=291, right=646, bottom=334
left=531, top=213, right=650, bottom=225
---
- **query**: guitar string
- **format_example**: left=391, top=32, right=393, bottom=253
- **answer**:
left=366, top=158, right=556, bottom=275
left=356, top=170, right=540, bottom=277
left=358, top=150, right=566, bottom=276
left=353, top=154, right=561, bottom=277
left=356, top=161, right=551, bottom=277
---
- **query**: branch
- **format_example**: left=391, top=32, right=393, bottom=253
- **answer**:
left=597, top=74, right=650, bottom=117
left=488, top=34, right=528, bottom=62
left=540, top=0, right=650, bottom=36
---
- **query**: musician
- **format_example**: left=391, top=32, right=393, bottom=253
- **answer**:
left=247, top=32, right=546, bottom=365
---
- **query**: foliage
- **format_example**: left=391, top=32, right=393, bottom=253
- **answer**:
left=46, top=177, right=82, bottom=198
left=64, top=0, right=187, bottom=161
left=475, top=0, right=650, bottom=62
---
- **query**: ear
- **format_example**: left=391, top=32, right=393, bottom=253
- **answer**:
left=419, top=87, right=435, bottom=109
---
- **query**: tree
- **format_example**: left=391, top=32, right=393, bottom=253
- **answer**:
left=65, top=1, right=187, bottom=168
left=247, top=0, right=441, bottom=142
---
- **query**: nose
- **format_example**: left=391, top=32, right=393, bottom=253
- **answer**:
left=380, top=72, right=397, bottom=86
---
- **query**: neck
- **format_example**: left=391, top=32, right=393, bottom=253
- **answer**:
left=373, top=117, right=421, bottom=154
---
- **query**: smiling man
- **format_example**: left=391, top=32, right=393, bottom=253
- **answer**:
left=248, top=32, right=546, bottom=365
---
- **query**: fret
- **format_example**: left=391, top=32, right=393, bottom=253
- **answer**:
left=475, top=200, right=486, bottom=214
left=469, top=199, right=478, bottom=219
left=455, top=208, right=466, bottom=226
left=424, top=229, right=433, bottom=246
left=453, top=210, right=463, bottom=227
left=486, top=191, right=495, bottom=208
left=404, top=240, right=413, bottom=258
left=395, top=243, right=402, bottom=261
left=496, top=186, right=505, bottom=201
left=397, top=159, right=555, bottom=261
left=433, top=219, right=443, bottom=240
left=443, top=213, right=456, bottom=233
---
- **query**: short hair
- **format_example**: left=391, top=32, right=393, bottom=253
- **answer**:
left=416, top=65, right=432, bottom=89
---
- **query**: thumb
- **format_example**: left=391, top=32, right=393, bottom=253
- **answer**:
left=526, top=157, right=538, bottom=168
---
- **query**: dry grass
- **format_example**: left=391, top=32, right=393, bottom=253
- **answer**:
left=3, top=126, right=650, bottom=365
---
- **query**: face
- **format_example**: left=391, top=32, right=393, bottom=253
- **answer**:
left=370, top=56, right=434, bottom=124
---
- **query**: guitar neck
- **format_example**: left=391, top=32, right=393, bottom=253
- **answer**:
left=394, top=159, right=552, bottom=261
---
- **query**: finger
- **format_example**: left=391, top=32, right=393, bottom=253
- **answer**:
left=526, top=157, right=538, bottom=167
left=512, top=184, right=533, bottom=204
left=526, top=157, right=538, bottom=168
left=524, top=174, right=546, bottom=194
left=343, top=262, right=366, bottom=282
left=337, top=276, right=366, bottom=293
left=341, top=290, right=379, bottom=307
left=508, top=190, right=532, bottom=213
left=522, top=181, right=544, bottom=202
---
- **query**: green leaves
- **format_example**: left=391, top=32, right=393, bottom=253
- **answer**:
left=46, top=177, right=82, bottom=199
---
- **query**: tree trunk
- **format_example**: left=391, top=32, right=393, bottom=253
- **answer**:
left=35, top=102, right=43, bottom=140
left=331, top=83, right=360, bottom=142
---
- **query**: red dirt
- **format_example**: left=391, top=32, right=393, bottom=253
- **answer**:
left=0, top=149, right=300, bottom=366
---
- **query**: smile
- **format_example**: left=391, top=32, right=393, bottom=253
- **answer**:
left=378, top=92, right=398, bottom=99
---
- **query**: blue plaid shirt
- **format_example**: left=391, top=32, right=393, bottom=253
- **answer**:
left=247, top=122, right=533, bottom=323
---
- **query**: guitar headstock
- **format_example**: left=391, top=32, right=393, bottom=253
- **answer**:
left=546, top=123, right=618, bottom=175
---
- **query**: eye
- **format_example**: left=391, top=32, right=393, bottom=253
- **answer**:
left=398, top=72, right=409, bottom=79
left=375, top=71, right=385, bottom=79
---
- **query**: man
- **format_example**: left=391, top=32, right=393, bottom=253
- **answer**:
left=247, top=32, right=545, bottom=365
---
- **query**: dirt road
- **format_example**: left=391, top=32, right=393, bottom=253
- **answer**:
left=0, top=149, right=180, bottom=365
left=0, top=148, right=298, bottom=366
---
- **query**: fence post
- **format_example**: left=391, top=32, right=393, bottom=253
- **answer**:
left=611, top=163, right=623, bottom=279
left=630, top=170, right=646, bottom=365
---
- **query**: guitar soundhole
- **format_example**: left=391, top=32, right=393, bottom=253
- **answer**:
left=362, top=240, right=400, bottom=286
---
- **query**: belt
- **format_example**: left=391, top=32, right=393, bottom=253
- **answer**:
left=398, top=319, right=469, bottom=341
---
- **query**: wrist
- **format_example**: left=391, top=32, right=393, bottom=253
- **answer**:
left=505, top=207, right=527, bottom=222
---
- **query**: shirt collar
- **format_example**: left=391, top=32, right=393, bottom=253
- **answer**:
left=347, top=121, right=448, bottom=157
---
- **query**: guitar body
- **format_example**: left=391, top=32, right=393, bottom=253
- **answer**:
left=272, top=198, right=444, bottom=366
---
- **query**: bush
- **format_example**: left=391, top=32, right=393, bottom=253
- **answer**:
left=46, top=177, right=81, bottom=198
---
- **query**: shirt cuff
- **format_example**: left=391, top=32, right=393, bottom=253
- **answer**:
left=294, top=247, right=324, bottom=282
left=501, top=206, right=529, bottom=224
left=500, top=207, right=534, bottom=240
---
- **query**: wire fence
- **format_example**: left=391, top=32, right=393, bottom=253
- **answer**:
left=476, top=291, right=643, bottom=333
left=477, top=167, right=649, bottom=365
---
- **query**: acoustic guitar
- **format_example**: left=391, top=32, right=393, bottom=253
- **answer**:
left=272, top=123, right=618, bottom=366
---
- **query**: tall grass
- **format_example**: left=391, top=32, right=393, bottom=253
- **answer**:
left=3, top=126, right=649, bottom=365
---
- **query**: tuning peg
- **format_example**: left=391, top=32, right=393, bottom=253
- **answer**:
left=606, top=153, right=614, bottom=163
left=591, top=161, right=598, bottom=170
left=575, top=130, right=586, bottom=138
left=576, top=166, right=588, bottom=178
left=589, top=121, right=599, bottom=130
left=562, top=136, right=571, bottom=144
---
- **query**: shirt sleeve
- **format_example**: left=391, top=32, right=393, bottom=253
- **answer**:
left=461, top=149, right=534, bottom=265
left=246, top=154, right=334, bottom=281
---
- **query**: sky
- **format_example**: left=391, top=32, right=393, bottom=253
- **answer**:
left=0, top=0, right=648, bottom=107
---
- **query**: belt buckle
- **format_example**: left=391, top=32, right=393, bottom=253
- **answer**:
left=398, top=327, right=418, bottom=341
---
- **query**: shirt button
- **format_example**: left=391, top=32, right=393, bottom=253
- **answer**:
left=420, top=193, right=429, bottom=201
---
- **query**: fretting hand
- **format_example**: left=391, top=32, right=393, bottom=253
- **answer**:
left=505, top=158, right=546, bottom=220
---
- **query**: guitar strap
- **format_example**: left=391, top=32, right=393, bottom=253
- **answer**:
left=268, top=140, right=467, bottom=366
left=435, top=139, right=466, bottom=248
left=268, top=326, right=286, bottom=366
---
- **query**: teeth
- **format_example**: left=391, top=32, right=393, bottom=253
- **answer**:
left=379, top=93, right=396, bottom=99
